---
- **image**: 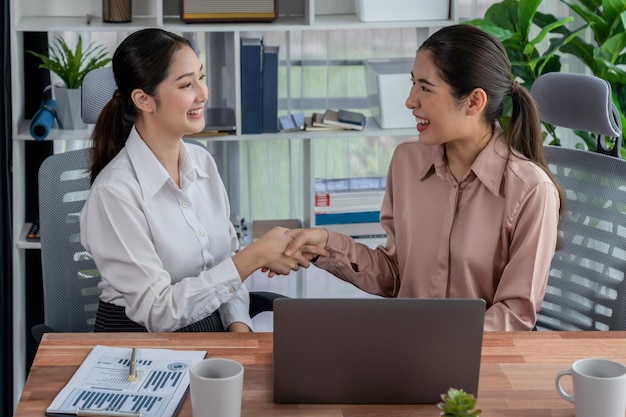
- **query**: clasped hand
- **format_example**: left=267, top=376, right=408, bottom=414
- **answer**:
left=257, top=227, right=329, bottom=277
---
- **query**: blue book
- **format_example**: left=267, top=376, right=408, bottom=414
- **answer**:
left=262, top=45, right=279, bottom=133
left=240, top=37, right=263, bottom=134
left=315, top=211, right=381, bottom=225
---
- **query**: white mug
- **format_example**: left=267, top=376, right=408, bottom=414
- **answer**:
left=555, top=358, right=626, bottom=417
left=189, top=358, right=244, bottom=417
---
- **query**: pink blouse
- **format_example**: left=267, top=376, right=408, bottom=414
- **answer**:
left=315, top=129, right=560, bottom=331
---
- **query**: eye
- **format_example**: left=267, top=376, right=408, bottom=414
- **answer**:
left=421, top=85, right=430, bottom=92
left=199, top=74, right=206, bottom=81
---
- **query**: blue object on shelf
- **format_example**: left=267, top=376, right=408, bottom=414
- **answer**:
left=240, top=37, right=263, bottom=134
left=315, top=211, right=381, bottom=225
left=30, top=98, right=58, bottom=141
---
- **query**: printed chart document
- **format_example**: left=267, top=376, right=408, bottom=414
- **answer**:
left=46, top=345, right=206, bottom=417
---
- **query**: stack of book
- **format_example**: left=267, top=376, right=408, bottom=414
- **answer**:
left=305, top=109, right=367, bottom=131
left=305, top=112, right=343, bottom=131
left=240, top=37, right=280, bottom=134
left=314, top=176, right=386, bottom=238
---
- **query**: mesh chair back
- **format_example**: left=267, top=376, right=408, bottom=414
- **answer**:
left=536, top=146, right=626, bottom=330
left=530, top=72, right=622, bottom=156
left=81, top=66, right=116, bottom=124
left=38, top=148, right=100, bottom=332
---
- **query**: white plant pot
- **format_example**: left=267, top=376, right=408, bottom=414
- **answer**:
left=54, top=84, right=86, bottom=130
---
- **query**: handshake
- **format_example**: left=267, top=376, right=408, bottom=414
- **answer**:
left=243, top=226, right=330, bottom=278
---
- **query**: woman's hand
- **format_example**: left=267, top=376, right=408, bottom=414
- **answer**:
left=235, top=227, right=314, bottom=279
left=261, top=228, right=330, bottom=277
left=285, top=228, right=329, bottom=259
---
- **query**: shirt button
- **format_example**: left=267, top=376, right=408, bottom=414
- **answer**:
left=229, top=287, right=236, bottom=294
left=181, top=201, right=189, bottom=208
left=205, top=261, right=213, bottom=269
left=198, top=230, right=205, bottom=237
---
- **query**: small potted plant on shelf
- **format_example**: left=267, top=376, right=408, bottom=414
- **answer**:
left=437, top=388, right=481, bottom=417
left=27, top=35, right=111, bottom=130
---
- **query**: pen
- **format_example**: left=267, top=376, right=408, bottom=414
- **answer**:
left=128, top=347, right=138, bottom=382
left=76, top=408, right=141, bottom=417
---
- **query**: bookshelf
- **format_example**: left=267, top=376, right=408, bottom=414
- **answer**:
left=9, top=0, right=458, bottom=410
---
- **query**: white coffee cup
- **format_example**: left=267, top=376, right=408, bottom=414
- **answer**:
left=189, top=358, right=244, bottom=417
left=555, top=358, right=626, bottom=417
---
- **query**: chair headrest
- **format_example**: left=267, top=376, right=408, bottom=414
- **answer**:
left=81, top=66, right=117, bottom=124
left=530, top=72, right=622, bottom=138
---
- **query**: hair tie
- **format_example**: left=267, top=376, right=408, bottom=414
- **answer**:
left=112, top=89, right=123, bottom=102
left=510, top=80, right=520, bottom=95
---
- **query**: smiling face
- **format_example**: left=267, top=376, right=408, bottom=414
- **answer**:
left=144, top=45, right=208, bottom=138
left=405, top=50, right=472, bottom=146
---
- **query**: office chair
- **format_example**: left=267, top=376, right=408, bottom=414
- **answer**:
left=530, top=72, right=626, bottom=330
left=32, top=67, right=285, bottom=342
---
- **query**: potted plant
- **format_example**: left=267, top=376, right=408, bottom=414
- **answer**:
left=437, top=388, right=481, bottom=417
left=27, top=35, right=111, bottom=130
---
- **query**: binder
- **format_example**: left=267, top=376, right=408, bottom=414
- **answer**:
left=240, top=37, right=264, bottom=134
left=262, top=45, right=279, bottom=133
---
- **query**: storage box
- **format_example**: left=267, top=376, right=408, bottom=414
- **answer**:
left=354, top=0, right=449, bottom=22
left=364, top=58, right=415, bottom=129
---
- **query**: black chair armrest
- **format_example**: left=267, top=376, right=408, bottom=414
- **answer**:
left=249, top=291, right=289, bottom=318
left=31, top=323, right=54, bottom=345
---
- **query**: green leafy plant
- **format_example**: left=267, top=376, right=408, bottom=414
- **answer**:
left=437, top=388, right=481, bottom=417
left=538, top=0, right=626, bottom=157
left=27, top=35, right=111, bottom=89
left=466, top=0, right=583, bottom=144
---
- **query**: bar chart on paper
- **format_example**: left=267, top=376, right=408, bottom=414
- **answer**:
left=46, top=345, right=206, bottom=417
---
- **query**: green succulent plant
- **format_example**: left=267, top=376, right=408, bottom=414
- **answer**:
left=437, top=388, right=481, bottom=417
left=27, top=35, right=111, bottom=89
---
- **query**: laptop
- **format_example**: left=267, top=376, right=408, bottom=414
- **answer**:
left=273, top=297, right=485, bottom=404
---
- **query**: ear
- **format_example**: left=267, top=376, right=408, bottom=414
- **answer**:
left=130, top=88, right=154, bottom=113
left=465, top=88, right=487, bottom=116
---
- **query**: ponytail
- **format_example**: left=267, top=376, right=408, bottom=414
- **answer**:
left=89, top=90, right=135, bottom=183
left=508, top=81, right=565, bottom=245
left=507, top=81, right=544, bottom=165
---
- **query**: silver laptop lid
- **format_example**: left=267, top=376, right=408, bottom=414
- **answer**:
left=273, top=298, right=485, bottom=404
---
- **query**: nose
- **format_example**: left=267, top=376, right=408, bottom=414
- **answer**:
left=197, top=80, right=209, bottom=103
left=405, top=85, right=418, bottom=110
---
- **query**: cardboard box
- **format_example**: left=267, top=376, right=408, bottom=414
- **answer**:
left=354, top=0, right=449, bottom=22
left=364, top=58, right=415, bottom=129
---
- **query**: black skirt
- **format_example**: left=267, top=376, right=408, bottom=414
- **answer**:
left=94, top=300, right=225, bottom=332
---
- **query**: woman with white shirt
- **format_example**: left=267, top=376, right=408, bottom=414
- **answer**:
left=80, top=28, right=321, bottom=333
left=282, top=24, right=565, bottom=331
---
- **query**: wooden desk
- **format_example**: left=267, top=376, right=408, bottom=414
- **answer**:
left=14, top=332, right=626, bottom=417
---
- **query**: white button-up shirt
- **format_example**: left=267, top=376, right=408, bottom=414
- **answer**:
left=80, top=127, right=251, bottom=332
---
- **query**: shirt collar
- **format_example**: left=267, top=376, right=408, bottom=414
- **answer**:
left=471, top=128, right=510, bottom=196
left=125, top=128, right=210, bottom=200
left=418, top=127, right=510, bottom=197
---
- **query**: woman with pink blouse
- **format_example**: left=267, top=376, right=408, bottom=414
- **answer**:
left=283, top=24, right=564, bottom=331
